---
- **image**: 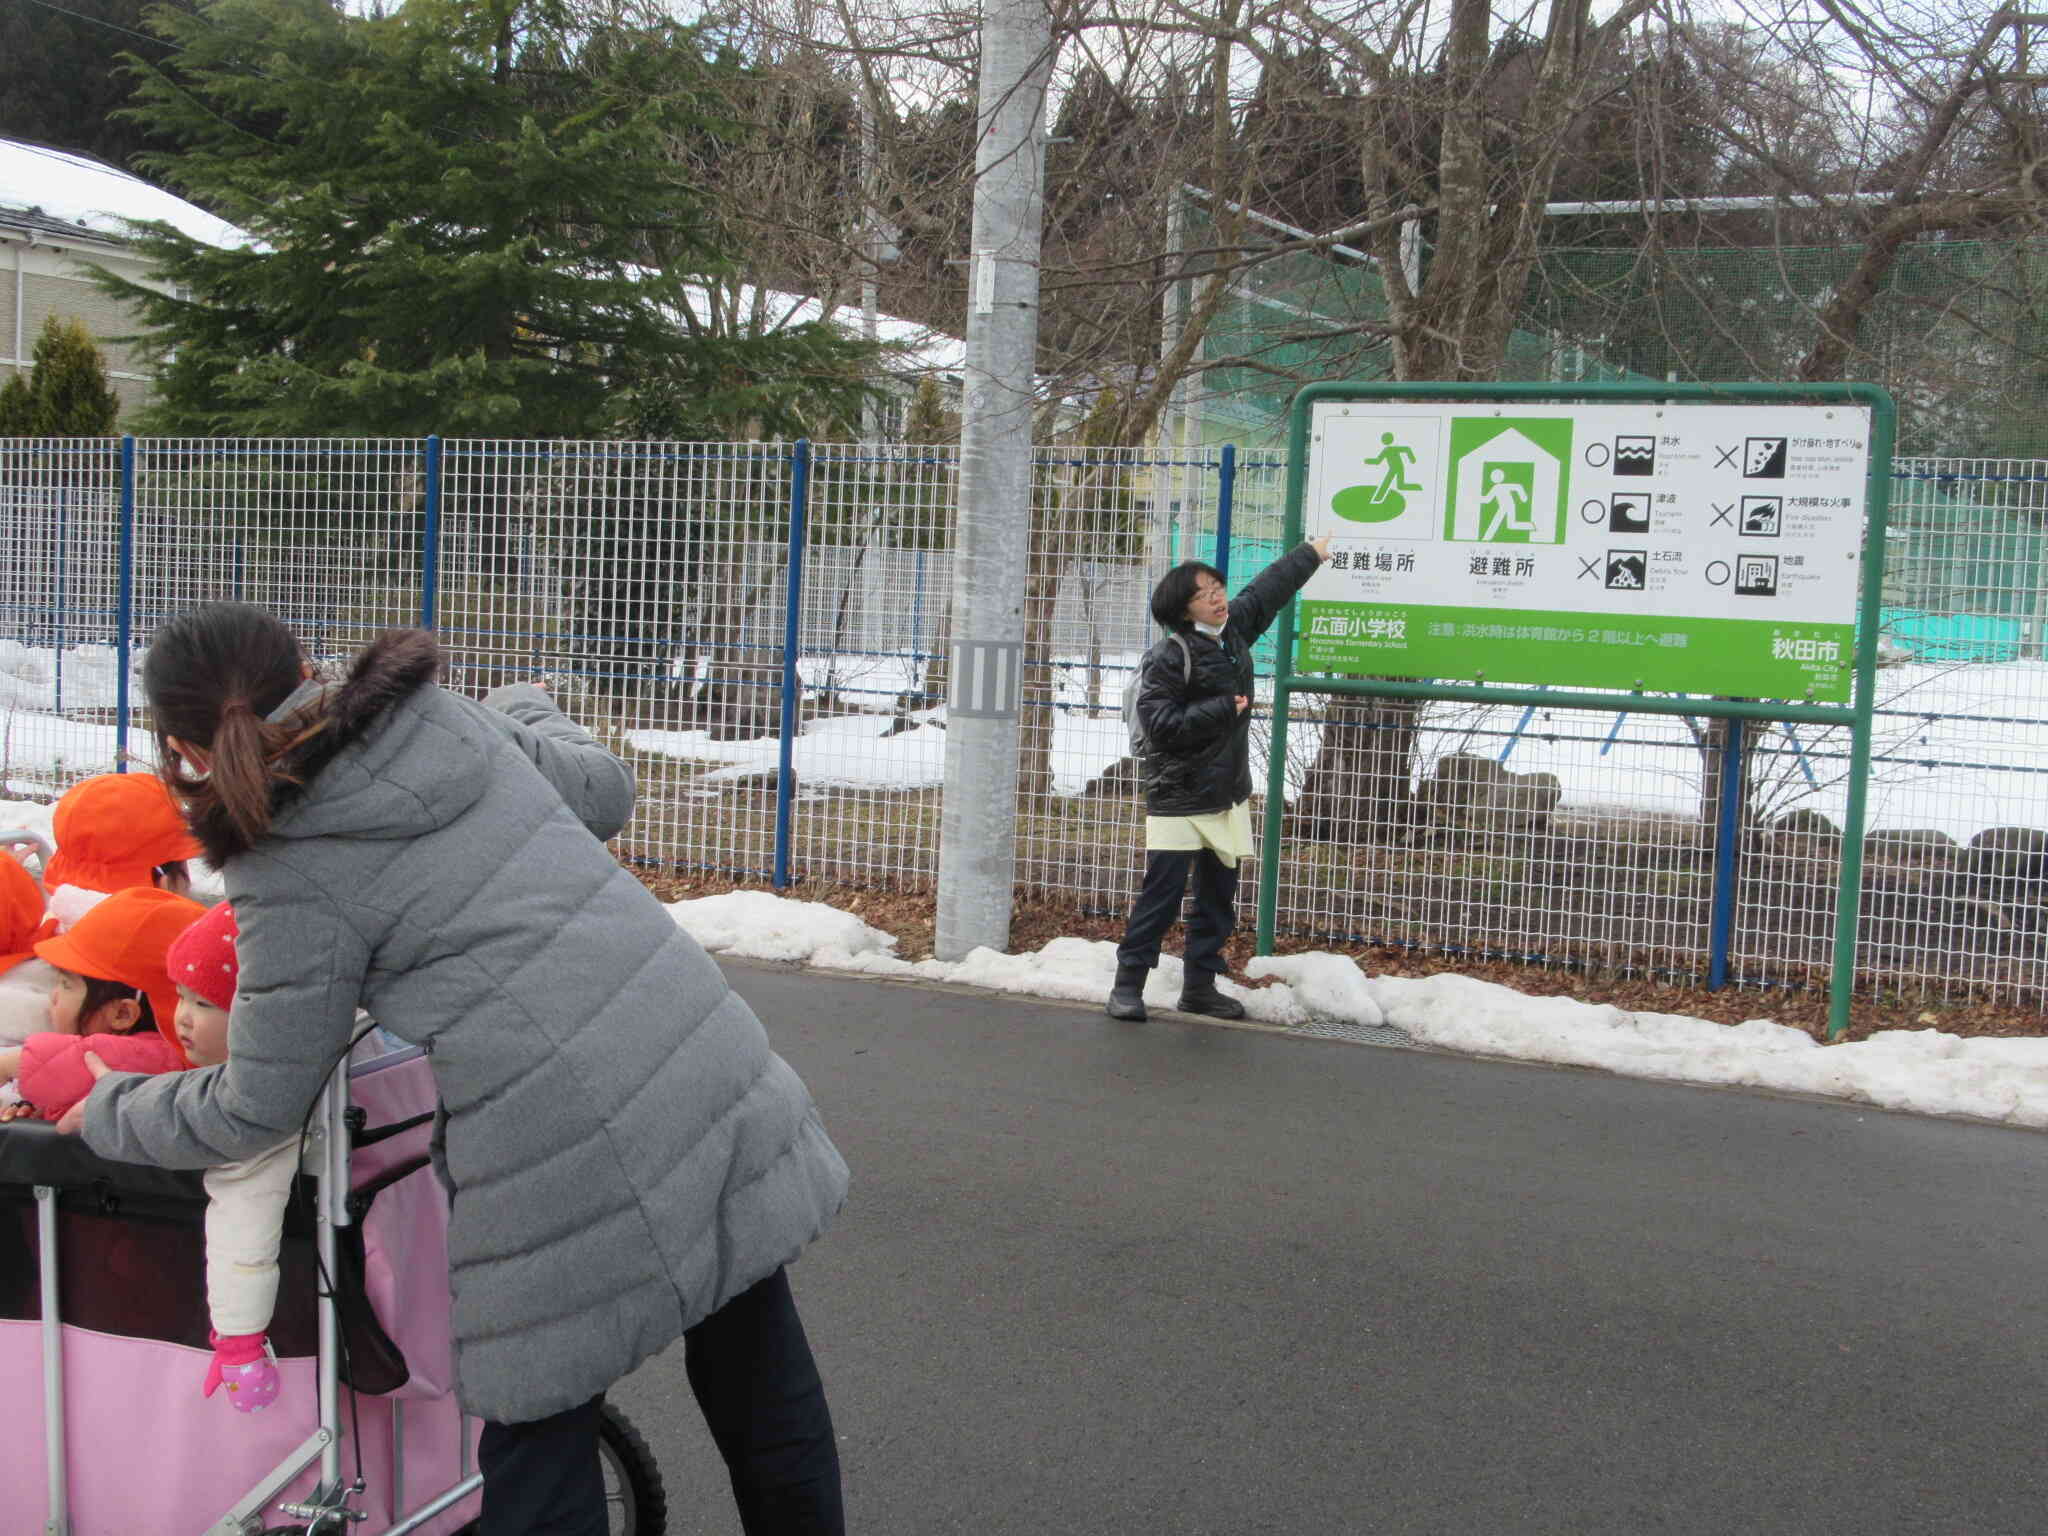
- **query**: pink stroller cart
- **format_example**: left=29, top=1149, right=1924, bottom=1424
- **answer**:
left=0, top=1042, right=666, bottom=1534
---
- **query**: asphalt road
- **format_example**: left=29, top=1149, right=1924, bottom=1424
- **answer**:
left=611, top=964, right=2048, bottom=1535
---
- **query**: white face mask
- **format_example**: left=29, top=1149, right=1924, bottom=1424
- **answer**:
left=264, top=677, right=329, bottom=725
left=165, top=741, right=212, bottom=781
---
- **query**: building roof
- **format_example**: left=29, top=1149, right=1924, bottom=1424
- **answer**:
left=0, top=137, right=962, bottom=378
left=0, top=138, right=247, bottom=249
left=678, top=282, right=963, bottom=381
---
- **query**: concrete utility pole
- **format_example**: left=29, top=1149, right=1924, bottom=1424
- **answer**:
left=934, top=0, right=1052, bottom=960
left=859, top=97, right=879, bottom=442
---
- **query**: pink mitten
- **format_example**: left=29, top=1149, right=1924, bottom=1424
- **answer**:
left=203, top=1330, right=280, bottom=1413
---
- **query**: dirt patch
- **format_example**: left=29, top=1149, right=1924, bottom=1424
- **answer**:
left=630, top=865, right=2048, bottom=1044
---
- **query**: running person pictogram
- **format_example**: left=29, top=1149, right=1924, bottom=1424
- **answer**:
left=1365, top=433, right=1423, bottom=504
left=1478, top=468, right=1534, bottom=539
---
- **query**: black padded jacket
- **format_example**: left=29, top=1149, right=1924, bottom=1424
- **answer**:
left=1131, top=542, right=1322, bottom=816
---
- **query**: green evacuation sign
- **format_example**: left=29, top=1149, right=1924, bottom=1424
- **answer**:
left=1297, top=400, right=1871, bottom=700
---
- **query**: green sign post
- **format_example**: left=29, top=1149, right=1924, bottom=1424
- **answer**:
left=1256, top=381, right=1896, bottom=1042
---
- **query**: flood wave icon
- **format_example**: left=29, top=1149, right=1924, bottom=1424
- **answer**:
left=1613, top=437, right=1656, bottom=474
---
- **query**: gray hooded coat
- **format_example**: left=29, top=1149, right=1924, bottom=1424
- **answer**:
left=84, top=631, right=849, bottom=1423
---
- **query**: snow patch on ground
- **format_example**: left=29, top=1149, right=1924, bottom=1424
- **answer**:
left=670, top=888, right=2048, bottom=1130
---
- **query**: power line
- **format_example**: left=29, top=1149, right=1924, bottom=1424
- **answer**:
left=6, top=0, right=175, bottom=51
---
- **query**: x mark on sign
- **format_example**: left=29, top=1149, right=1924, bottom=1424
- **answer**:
left=1577, top=556, right=1602, bottom=581
left=1714, top=444, right=1739, bottom=470
left=1711, top=502, right=1735, bottom=526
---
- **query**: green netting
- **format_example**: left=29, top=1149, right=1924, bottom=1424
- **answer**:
left=1882, top=468, right=2048, bottom=656
left=1530, top=241, right=2048, bottom=459
left=1182, top=200, right=2048, bottom=461
left=1179, top=200, right=1637, bottom=454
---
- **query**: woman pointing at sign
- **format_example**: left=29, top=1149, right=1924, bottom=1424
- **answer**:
left=1107, top=536, right=1332, bottom=1023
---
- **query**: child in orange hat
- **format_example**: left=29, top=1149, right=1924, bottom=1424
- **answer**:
left=12, top=900, right=294, bottom=1411
left=43, top=772, right=205, bottom=931
left=0, top=854, right=57, bottom=1109
left=0, top=886, right=206, bottom=1122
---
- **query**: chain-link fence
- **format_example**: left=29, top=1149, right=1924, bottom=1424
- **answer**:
left=5, top=435, right=2048, bottom=1007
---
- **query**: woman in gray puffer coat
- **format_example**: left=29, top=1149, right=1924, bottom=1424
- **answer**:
left=71, top=603, right=850, bottom=1536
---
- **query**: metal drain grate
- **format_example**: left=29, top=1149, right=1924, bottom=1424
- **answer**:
left=1289, top=1016, right=1417, bottom=1048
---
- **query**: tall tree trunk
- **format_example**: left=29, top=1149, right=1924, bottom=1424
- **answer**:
left=1292, top=695, right=1421, bottom=843
left=1300, top=0, right=1652, bottom=852
left=1695, top=714, right=1768, bottom=836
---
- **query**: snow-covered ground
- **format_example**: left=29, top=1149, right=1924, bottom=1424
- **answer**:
left=626, top=650, right=2048, bottom=841
left=8, top=635, right=2048, bottom=838
left=1432, top=657, right=2048, bottom=841
left=667, top=888, right=2048, bottom=1131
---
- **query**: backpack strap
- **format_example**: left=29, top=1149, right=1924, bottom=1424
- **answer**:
left=1171, top=632, right=1192, bottom=683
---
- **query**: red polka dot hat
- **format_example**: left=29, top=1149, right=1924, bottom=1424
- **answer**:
left=166, top=901, right=239, bottom=1012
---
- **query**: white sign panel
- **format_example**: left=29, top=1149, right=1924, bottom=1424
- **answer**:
left=1295, top=400, right=1871, bottom=699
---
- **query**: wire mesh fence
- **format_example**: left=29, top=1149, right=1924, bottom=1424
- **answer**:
left=6, top=435, right=2048, bottom=1008
left=131, top=438, right=427, bottom=657
left=0, top=437, right=122, bottom=788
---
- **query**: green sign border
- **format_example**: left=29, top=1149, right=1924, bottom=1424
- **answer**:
left=1256, top=380, right=1896, bottom=1045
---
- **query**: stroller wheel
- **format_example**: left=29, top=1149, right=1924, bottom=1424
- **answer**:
left=598, top=1401, right=667, bottom=1535
left=447, top=1401, right=667, bottom=1536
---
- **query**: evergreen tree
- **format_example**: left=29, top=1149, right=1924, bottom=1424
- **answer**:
left=95, top=0, right=877, bottom=438
left=22, top=317, right=123, bottom=434
left=1238, top=45, right=1363, bottom=236
left=0, top=0, right=191, bottom=178
left=903, top=375, right=954, bottom=444
left=0, top=374, right=31, bottom=436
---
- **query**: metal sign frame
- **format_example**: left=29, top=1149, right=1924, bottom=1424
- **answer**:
left=1256, top=380, right=1897, bottom=1041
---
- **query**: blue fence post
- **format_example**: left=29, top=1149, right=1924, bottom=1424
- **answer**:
left=420, top=435, right=442, bottom=630
left=912, top=549, right=925, bottom=677
left=115, top=437, right=135, bottom=772
left=773, top=441, right=812, bottom=890
left=1599, top=711, right=1630, bottom=756
left=1707, top=716, right=1745, bottom=989
left=1214, top=443, right=1236, bottom=580
left=54, top=476, right=68, bottom=718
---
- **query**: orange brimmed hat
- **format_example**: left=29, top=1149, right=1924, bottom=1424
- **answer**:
left=34, top=886, right=208, bottom=1063
left=0, top=855, right=48, bottom=979
left=45, top=773, right=204, bottom=895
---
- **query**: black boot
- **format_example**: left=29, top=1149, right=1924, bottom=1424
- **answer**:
left=1178, top=970, right=1246, bottom=1020
left=1106, top=964, right=1149, bottom=1021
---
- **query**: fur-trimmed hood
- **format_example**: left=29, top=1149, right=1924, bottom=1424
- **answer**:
left=189, top=628, right=448, bottom=865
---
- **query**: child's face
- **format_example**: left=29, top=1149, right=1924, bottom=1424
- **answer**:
left=48, top=971, right=139, bottom=1036
left=174, top=985, right=230, bottom=1067
left=47, top=969, right=87, bottom=1035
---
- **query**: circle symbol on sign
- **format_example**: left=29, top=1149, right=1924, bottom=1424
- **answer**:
left=1580, top=499, right=1606, bottom=524
left=1705, top=560, right=1732, bottom=587
left=1583, top=443, right=1612, bottom=468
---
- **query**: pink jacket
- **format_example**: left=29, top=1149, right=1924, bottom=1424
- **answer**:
left=19, top=1031, right=183, bottom=1121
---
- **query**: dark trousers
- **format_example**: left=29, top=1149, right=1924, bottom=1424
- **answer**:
left=478, top=1267, right=843, bottom=1536
left=1116, top=847, right=1240, bottom=978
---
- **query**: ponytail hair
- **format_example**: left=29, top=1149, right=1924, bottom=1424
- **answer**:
left=143, top=602, right=329, bottom=848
